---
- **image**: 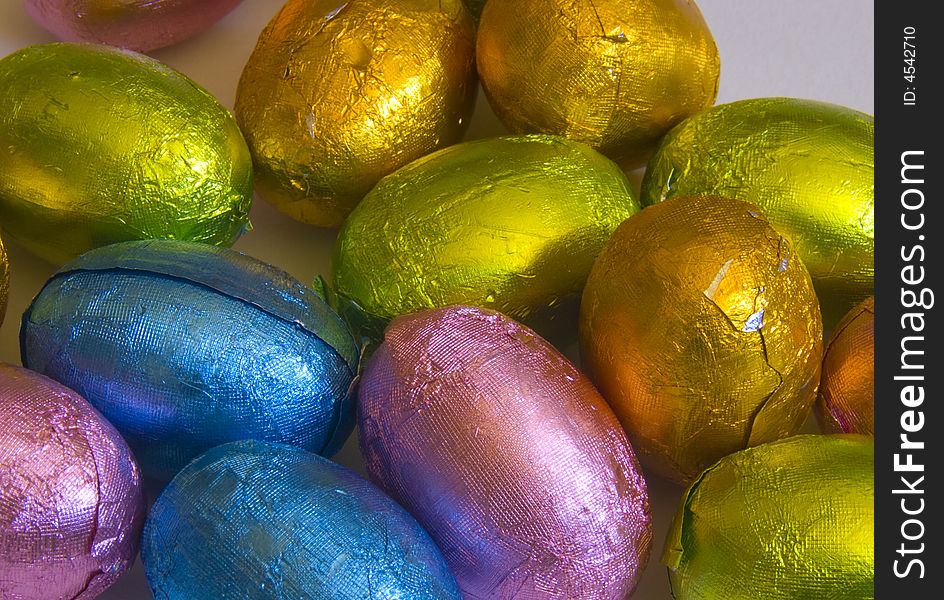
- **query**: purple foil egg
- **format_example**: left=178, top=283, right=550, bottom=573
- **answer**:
left=0, top=363, right=146, bottom=600
left=358, top=305, right=652, bottom=599
left=23, top=0, right=244, bottom=53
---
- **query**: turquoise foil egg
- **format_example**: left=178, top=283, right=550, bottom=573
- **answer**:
left=21, top=240, right=359, bottom=481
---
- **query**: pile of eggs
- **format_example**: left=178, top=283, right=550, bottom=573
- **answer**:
left=0, top=1, right=873, bottom=599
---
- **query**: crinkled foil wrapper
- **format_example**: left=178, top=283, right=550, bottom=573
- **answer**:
left=0, top=236, right=8, bottom=325
left=817, top=296, right=874, bottom=435
left=235, top=0, right=477, bottom=227
left=477, top=0, right=720, bottom=168
left=0, top=43, right=253, bottom=264
left=663, top=435, right=874, bottom=599
left=641, top=97, right=874, bottom=328
left=143, top=440, right=462, bottom=599
left=0, top=363, right=146, bottom=600
left=580, top=196, right=823, bottom=483
left=21, top=240, right=359, bottom=480
left=359, top=306, right=652, bottom=599
left=23, top=0, right=244, bottom=52
left=332, top=135, right=640, bottom=341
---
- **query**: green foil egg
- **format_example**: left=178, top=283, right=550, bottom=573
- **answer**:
left=640, top=98, right=873, bottom=327
left=331, top=135, right=640, bottom=340
left=664, top=434, right=874, bottom=599
left=0, top=43, right=253, bottom=264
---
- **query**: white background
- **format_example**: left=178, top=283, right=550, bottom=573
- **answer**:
left=0, top=1, right=873, bottom=598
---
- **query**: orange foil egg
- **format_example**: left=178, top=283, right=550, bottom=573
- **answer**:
left=816, top=297, right=874, bottom=435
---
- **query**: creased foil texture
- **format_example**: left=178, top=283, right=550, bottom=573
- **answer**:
left=817, top=296, right=874, bottom=435
left=580, top=196, right=823, bottom=484
left=359, top=305, right=652, bottom=599
left=143, top=440, right=462, bottom=599
left=0, top=363, right=146, bottom=600
left=23, top=0, right=245, bottom=53
left=640, top=97, right=874, bottom=328
left=235, top=0, right=477, bottom=227
left=476, top=0, right=720, bottom=168
left=0, top=235, right=8, bottom=325
left=21, top=240, right=359, bottom=481
left=663, top=435, right=874, bottom=600
left=0, top=42, right=253, bottom=264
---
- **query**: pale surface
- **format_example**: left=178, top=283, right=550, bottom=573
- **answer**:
left=0, top=1, right=873, bottom=598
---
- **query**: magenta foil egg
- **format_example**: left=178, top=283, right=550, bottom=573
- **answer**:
left=0, top=363, right=146, bottom=600
left=23, top=0, right=244, bottom=52
left=358, top=305, right=652, bottom=599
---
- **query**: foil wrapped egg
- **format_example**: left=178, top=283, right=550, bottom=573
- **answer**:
left=23, top=1, right=244, bottom=53
left=359, top=305, right=652, bottom=599
left=332, top=135, right=640, bottom=340
left=143, top=440, right=462, bottom=599
left=235, top=0, right=477, bottom=227
left=663, top=434, right=874, bottom=599
left=476, top=0, right=720, bottom=168
left=0, top=43, right=252, bottom=264
left=817, top=296, right=874, bottom=435
left=640, top=98, right=874, bottom=327
left=21, top=240, right=359, bottom=481
left=0, top=363, right=146, bottom=600
left=580, top=196, right=823, bottom=483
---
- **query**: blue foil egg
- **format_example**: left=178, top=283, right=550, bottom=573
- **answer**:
left=142, top=440, right=462, bottom=599
left=21, top=240, right=359, bottom=481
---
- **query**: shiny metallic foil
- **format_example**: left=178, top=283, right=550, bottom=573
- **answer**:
left=143, top=440, right=462, bottom=599
left=0, top=363, right=146, bottom=600
left=359, top=306, right=652, bottom=599
left=476, top=0, right=720, bottom=168
left=235, top=0, right=477, bottom=227
left=332, top=135, right=640, bottom=340
left=23, top=0, right=245, bottom=53
left=21, top=240, right=359, bottom=481
left=0, top=236, right=8, bottom=325
left=580, top=196, right=823, bottom=484
left=0, top=43, right=253, bottom=264
left=663, top=435, right=874, bottom=599
left=640, top=97, right=874, bottom=328
left=817, top=297, right=874, bottom=435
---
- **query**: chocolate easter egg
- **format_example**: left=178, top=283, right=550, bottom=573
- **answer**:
left=817, top=296, right=874, bottom=435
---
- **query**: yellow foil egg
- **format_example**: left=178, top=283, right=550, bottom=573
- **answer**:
left=817, top=297, right=874, bottom=435
left=579, top=196, right=823, bottom=483
left=235, top=0, right=478, bottom=227
left=476, top=0, right=720, bottom=168
left=664, top=435, right=874, bottom=600
left=641, top=98, right=874, bottom=327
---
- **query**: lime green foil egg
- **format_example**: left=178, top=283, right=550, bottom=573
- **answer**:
left=640, top=98, right=873, bottom=327
left=664, top=434, right=874, bottom=599
left=331, top=135, right=640, bottom=339
left=0, top=43, right=252, bottom=264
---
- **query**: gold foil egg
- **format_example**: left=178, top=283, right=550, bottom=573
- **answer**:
left=332, top=135, right=641, bottom=340
left=476, top=0, right=720, bottom=168
left=235, top=0, right=478, bottom=227
left=663, top=435, right=874, bottom=599
left=817, top=296, right=874, bottom=435
left=579, top=196, right=823, bottom=483
left=0, top=43, right=253, bottom=264
left=641, top=98, right=874, bottom=327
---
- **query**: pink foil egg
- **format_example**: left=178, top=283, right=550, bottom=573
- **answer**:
left=23, top=0, right=244, bottom=52
left=358, top=305, right=652, bottom=599
left=0, top=363, right=146, bottom=600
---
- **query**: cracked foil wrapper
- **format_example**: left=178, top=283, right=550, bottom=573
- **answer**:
left=0, top=363, right=146, bottom=600
left=235, top=0, right=477, bottom=227
left=359, top=306, right=652, bottom=599
left=663, top=435, right=874, bottom=599
left=817, top=296, right=874, bottom=435
left=476, top=0, right=720, bottom=168
left=21, top=240, right=359, bottom=481
left=640, top=98, right=874, bottom=328
left=23, top=0, right=244, bottom=53
left=143, top=440, right=462, bottom=599
left=0, top=43, right=253, bottom=265
left=580, top=196, right=823, bottom=483
left=332, top=135, right=640, bottom=341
